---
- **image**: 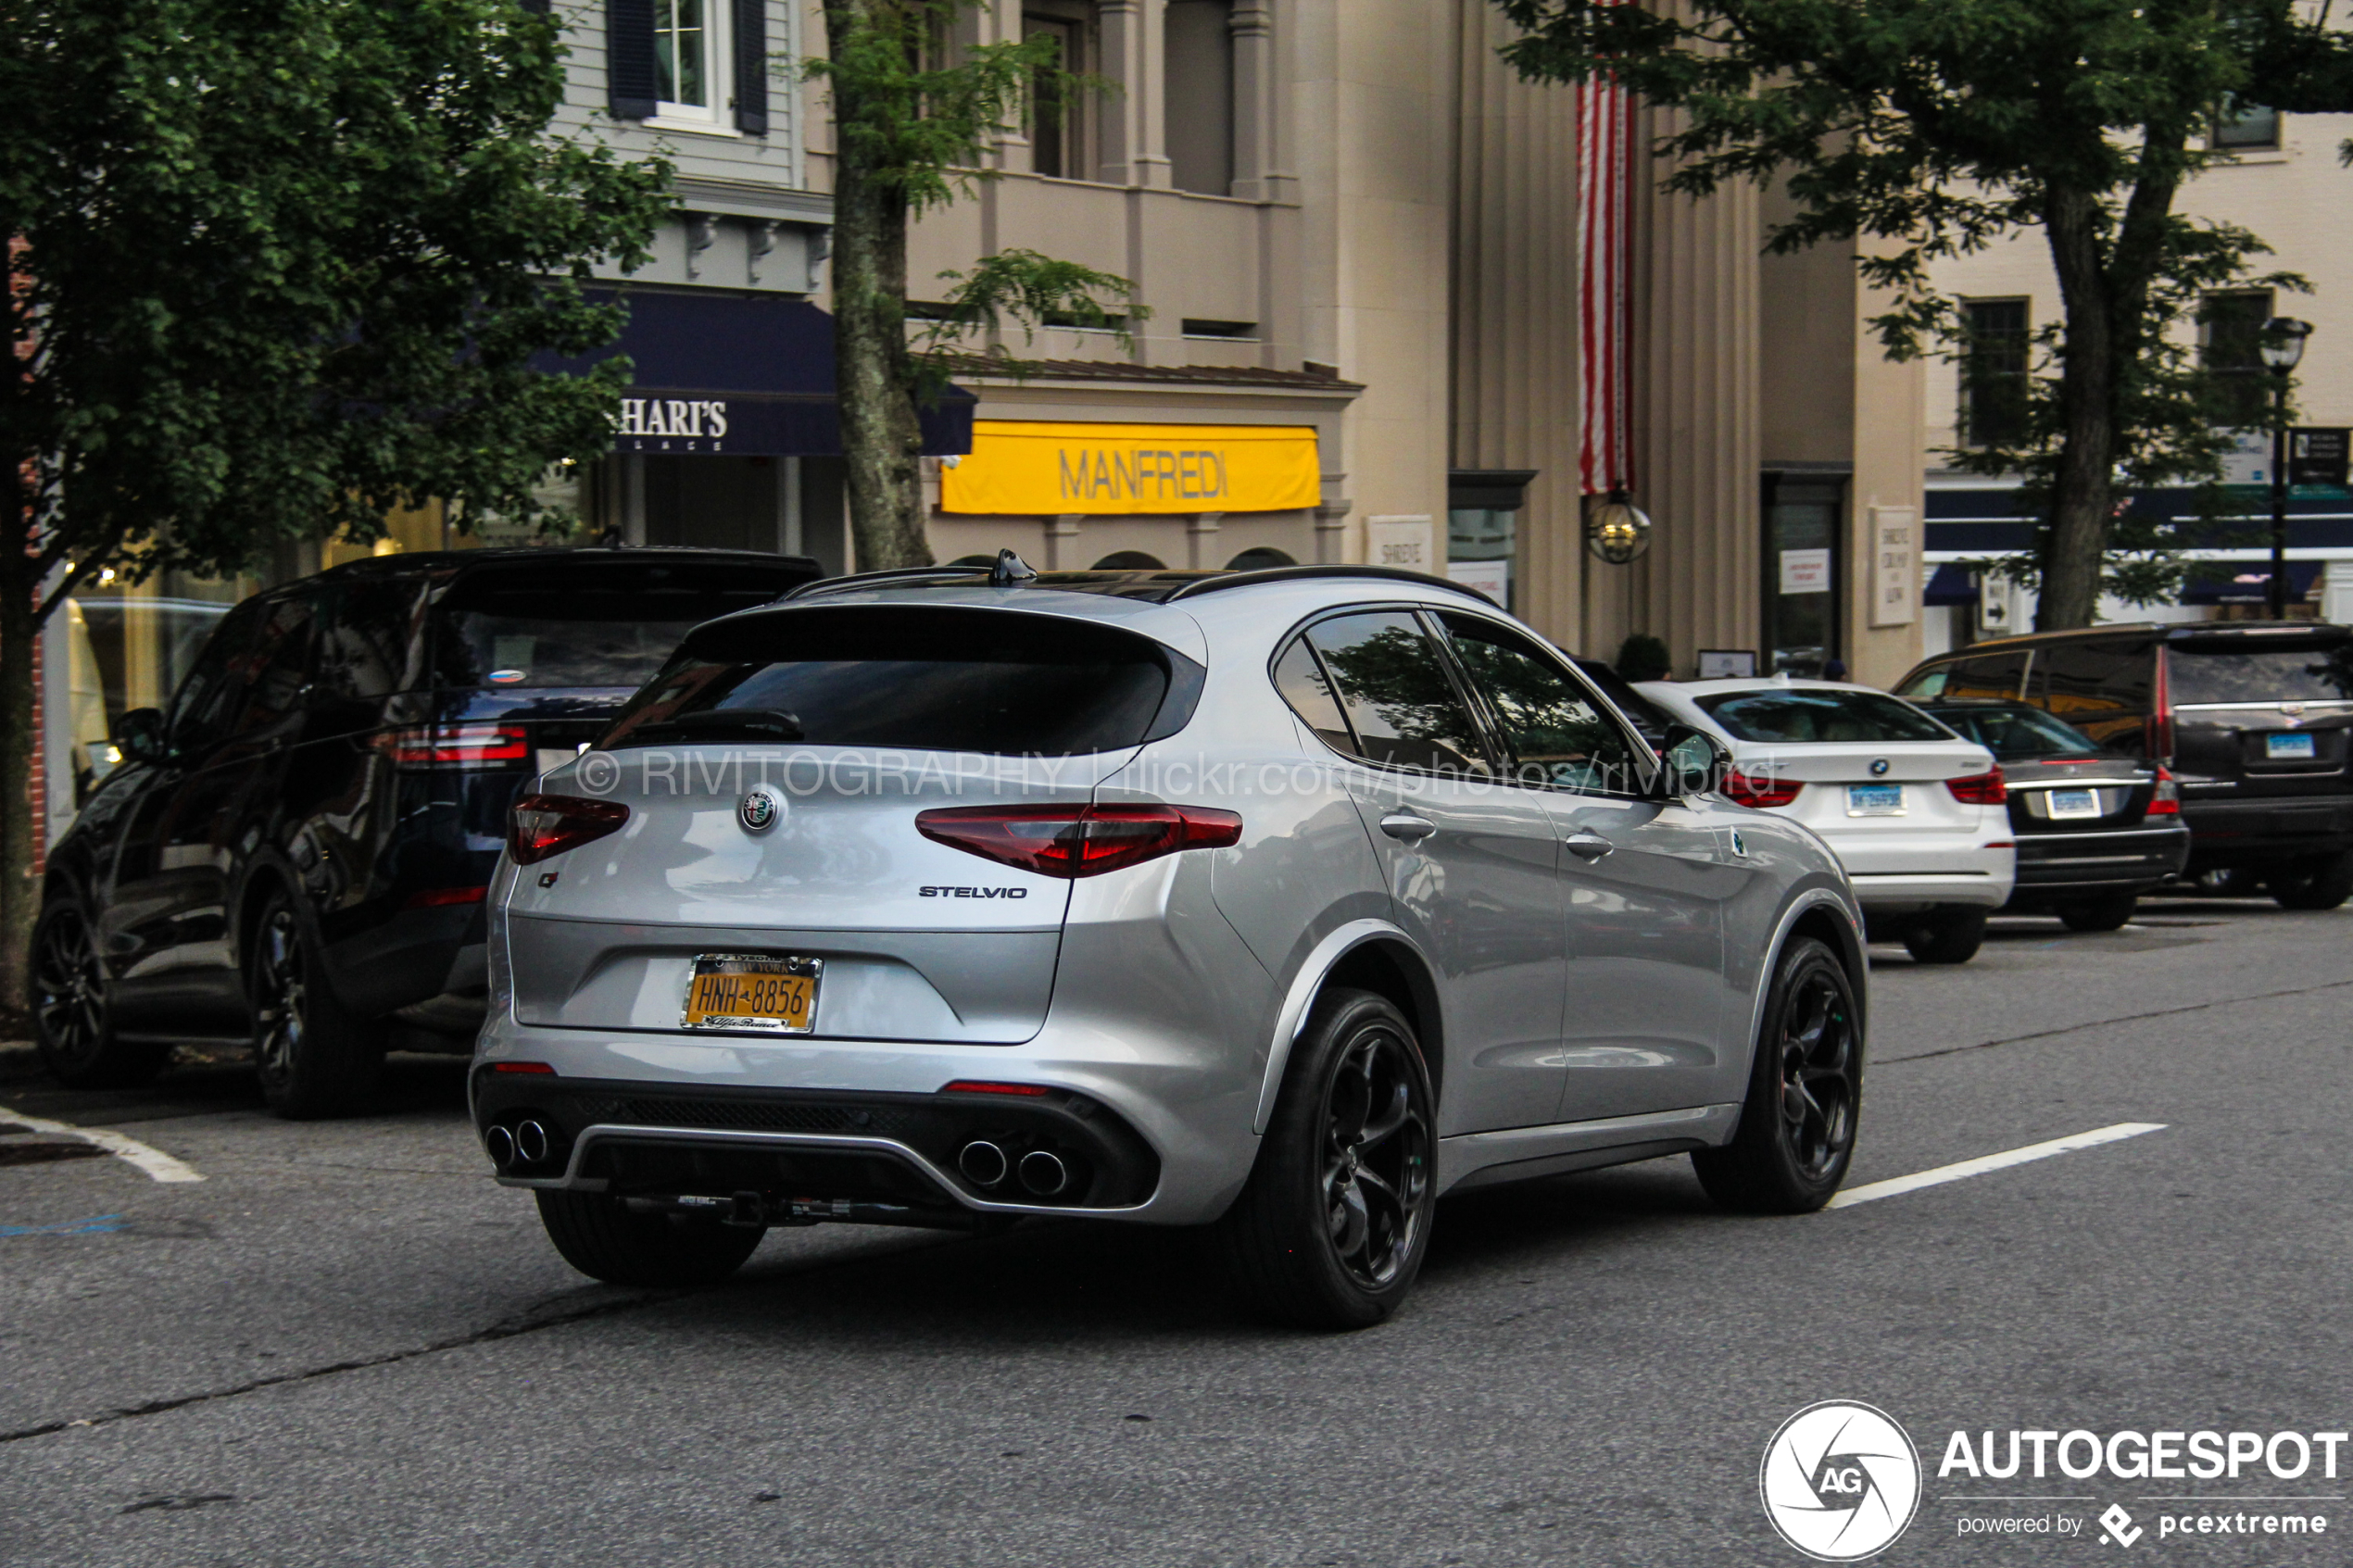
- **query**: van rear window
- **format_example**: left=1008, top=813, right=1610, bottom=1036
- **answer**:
left=601, top=605, right=1200, bottom=756
left=2167, top=638, right=2353, bottom=705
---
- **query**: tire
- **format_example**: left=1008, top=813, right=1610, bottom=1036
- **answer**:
left=2057, top=891, right=2137, bottom=932
left=1214, top=988, right=1436, bottom=1331
left=31, top=898, right=168, bottom=1087
left=1693, top=936, right=1862, bottom=1214
left=2269, top=850, right=2353, bottom=911
left=1900, top=905, right=1986, bottom=964
left=535, top=1190, right=765, bottom=1287
left=248, top=886, right=385, bottom=1119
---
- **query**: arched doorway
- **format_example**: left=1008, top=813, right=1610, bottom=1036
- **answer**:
left=1224, top=546, right=1296, bottom=571
left=1091, top=550, right=1167, bottom=570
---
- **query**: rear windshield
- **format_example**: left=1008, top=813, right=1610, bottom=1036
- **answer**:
left=434, top=563, right=800, bottom=690
left=601, top=605, right=1194, bottom=756
left=1924, top=704, right=2098, bottom=759
left=1696, top=688, right=1957, bottom=744
left=2167, top=638, right=2353, bottom=705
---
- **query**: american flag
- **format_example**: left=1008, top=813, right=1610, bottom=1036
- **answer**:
left=1577, top=70, right=1633, bottom=496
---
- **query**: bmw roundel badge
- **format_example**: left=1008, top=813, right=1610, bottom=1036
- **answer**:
left=1869, top=759, right=1891, bottom=777
left=737, top=786, right=784, bottom=834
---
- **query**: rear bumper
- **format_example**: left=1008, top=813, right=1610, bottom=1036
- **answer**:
left=2007, top=823, right=2191, bottom=897
left=2180, top=795, right=2353, bottom=869
left=472, top=1007, right=1262, bottom=1227
left=1847, top=871, right=2013, bottom=909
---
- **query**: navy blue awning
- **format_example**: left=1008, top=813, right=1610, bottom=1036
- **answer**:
left=1924, top=562, right=1978, bottom=605
left=540, top=290, right=974, bottom=457
left=2179, top=560, right=2322, bottom=605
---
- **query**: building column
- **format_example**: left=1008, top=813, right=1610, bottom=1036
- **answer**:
left=1046, top=515, right=1086, bottom=569
left=1098, top=0, right=1172, bottom=188
left=1228, top=0, right=1277, bottom=200
left=1314, top=500, right=1353, bottom=564
left=1186, top=512, right=1225, bottom=568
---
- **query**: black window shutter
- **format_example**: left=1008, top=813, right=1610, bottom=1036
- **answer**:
left=734, top=0, right=770, bottom=136
left=607, top=0, right=658, bottom=120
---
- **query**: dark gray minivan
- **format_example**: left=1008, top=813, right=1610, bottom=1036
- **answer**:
left=1895, top=621, right=2353, bottom=909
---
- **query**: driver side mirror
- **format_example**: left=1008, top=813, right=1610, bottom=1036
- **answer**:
left=1659, top=722, right=1730, bottom=798
left=113, top=707, right=167, bottom=766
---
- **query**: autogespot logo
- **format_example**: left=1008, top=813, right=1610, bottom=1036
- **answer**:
left=1761, top=1401, right=1923, bottom=1562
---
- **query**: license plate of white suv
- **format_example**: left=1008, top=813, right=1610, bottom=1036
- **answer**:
left=2047, top=789, right=2101, bottom=820
left=682, top=954, right=822, bottom=1032
left=1845, top=784, right=1905, bottom=816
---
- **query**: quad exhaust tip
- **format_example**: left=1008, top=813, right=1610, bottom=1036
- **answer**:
left=958, top=1139, right=1009, bottom=1187
left=483, top=1124, right=516, bottom=1169
left=1018, top=1149, right=1069, bottom=1198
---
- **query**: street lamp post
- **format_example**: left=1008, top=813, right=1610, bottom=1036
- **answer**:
left=2260, top=318, right=2314, bottom=620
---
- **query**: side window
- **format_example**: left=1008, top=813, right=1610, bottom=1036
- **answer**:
left=315, top=579, right=428, bottom=703
left=2034, top=636, right=2154, bottom=757
left=1895, top=663, right=1950, bottom=698
left=166, top=599, right=271, bottom=755
left=1302, top=611, right=1492, bottom=775
left=1271, top=637, right=1353, bottom=753
left=1944, top=651, right=2031, bottom=701
left=227, top=596, right=321, bottom=740
left=1440, top=612, right=1644, bottom=796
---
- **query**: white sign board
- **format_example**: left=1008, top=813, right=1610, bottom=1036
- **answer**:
left=1365, top=515, right=1436, bottom=572
left=1780, top=547, right=1832, bottom=596
left=1698, top=649, right=1757, bottom=679
left=2221, top=429, right=2271, bottom=486
left=1869, top=506, right=1918, bottom=628
left=1446, top=558, right=1510, bottom=605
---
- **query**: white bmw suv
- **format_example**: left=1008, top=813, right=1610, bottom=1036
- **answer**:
left=1637, top=676, right=2016, bottom=963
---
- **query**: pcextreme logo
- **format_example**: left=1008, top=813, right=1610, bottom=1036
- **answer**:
left=1761, top=1400, right=1924, bottom=1562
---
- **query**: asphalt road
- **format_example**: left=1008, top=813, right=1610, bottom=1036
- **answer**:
left=3, top=894, right=2348, bottom=1567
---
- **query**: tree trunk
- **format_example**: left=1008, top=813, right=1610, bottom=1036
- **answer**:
left=0, top=483, right=39, bottom=1033
left=824, top=0, right=934, bottom=572
left=2037, top=184, right=2117, bottom=632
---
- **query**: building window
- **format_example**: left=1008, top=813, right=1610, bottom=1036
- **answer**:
left=655, top=0, right=730, bottom=126
left=1164, top=0, right=1235, bottom=194
left=2213, top=98, right=2282, bottom=151
left=1959, top=298, right=2031, bottom=447
left=2202, top=290, right=2273, bottom=428
left=1026, top=4, right=1097, bottom=179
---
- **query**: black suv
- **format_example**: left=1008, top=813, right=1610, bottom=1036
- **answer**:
left=31, top=547, right=820, bottom=1113
left=1896, top=621, right=2353, bottom=910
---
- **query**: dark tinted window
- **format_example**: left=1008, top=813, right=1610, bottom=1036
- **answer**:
left=1925, top=703, right=2099, bottom=759
left=316, top=578, right=429, bottom=702
left=1894, top=662, right=1952, bottom=698
left=1697, top=688, right=1957, bottom=744
left=2034, top=635, right=2155, bottom=756
left=1272, top=637, right=1353, bottom=752
left=1443, top=614, right=1642, bottom=795
left=1303, top=611, right=1491, bottom=775
left=1942, top=651, right=2031, bottom=701
left=603, top=606, right=1186, bottom=756
left=1575, top=659, right=1673, bottom=746
left=434, top=562, right=799, bottom=691
left=167, top=598, right=271, bottom=750
left=168, top=597, right=318, bottom=753
left=2168, top=636, right=2353, bottom=705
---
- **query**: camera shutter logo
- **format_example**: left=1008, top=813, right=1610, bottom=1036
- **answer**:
left=1759, top=1400, right=1921, bottom=1561
left=738, top=786, right=785, bottom=834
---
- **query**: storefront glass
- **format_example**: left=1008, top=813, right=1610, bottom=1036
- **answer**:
left=1764, top=475, right=1845, bottom=676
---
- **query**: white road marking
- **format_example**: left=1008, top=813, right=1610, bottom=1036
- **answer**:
left=1828, top=1122, right=2164, bottom=1209
left=4, top=1110, right=206, bottom=1184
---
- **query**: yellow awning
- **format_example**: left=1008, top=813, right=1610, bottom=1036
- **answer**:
left=939, top=420, right=1321, bottom=516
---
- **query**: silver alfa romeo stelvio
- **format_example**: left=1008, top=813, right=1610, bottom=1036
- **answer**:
left=473, top=558, right=1869, bottom=1328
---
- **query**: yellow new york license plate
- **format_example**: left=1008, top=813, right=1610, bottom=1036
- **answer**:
left=681, top=954, right=822, bottom=1033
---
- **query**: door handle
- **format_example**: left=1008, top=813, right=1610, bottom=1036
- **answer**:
left=1378, top=811, right=1437, bottom=843
left=1562, top=832, right=1616, bottom=861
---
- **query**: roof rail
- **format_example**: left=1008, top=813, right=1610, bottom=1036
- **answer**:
left=781, top=565, right=988, bottom=600
left=1163, top=563, right=1490, bottom=603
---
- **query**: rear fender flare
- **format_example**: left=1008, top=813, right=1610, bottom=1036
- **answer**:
left=1252, top=918, right=1428, bottom=1135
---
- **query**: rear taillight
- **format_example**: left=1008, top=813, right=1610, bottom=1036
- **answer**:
left=2149, top=650, right=2174, bottom=762
left=383, top=723, right=529, bottom=768
left=915, top=803, right=1243, bottom=878
left=2148, top=765, right=2180, bottom=815
left=1724, top=771, right=1803, bottom=809
left=510, top=794, right=631, bottom=865
left=1946, top=766, right=2008, bottom=805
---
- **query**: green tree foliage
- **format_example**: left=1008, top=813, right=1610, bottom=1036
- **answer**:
left=0, top=0, right=671, bottom=1008
left=1495, top=0, right=2353, bottom=630
left=812, top=0, right=1141, bottom=571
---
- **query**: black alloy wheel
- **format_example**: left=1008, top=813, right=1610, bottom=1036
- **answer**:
left=1216, top=988, right=1436, bottom=1329
left=1694, top=936, right=1861, bottom=1213
left=249, top=888, right=383, bottom=1118
left=31, top=901, right=163, bottom=1087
